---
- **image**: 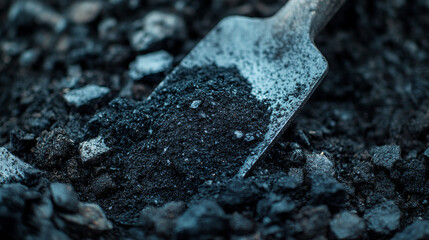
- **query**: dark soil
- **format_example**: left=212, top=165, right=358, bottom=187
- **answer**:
left=81, top=65, right=271, bottom=222
left=1, top=0, right=429, bottom=239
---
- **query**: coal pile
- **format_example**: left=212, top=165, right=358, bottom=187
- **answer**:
left=1, top=0, right=429, bottom=239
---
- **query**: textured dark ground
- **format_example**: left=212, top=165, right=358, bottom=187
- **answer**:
left=1, top=0, right=429, bottom=239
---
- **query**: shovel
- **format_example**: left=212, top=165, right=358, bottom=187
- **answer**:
left=147, top=0, right=346, bottom=178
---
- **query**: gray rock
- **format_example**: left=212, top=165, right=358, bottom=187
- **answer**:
left=128, top=51, right=173, bottom=81
left=68, top=1, right=103, bottom=24
left=364, top=200, right=401, bottom=234
left=372, top=145, right=401, bottom=169
left=50, top=183, right=79, bottom=213
left=391, top=220, right=429, bottom=240
left=306, top=153, right=335, bottom=177
left=79, top=136, right=110, bottom=165
left=63, top=84, right=110, bottom=109
left=329, top=211, right=365, bottom=239
left=140, top=201, right=186, bottom=237
left=0, top=147, right=39, bottom=184
left=130, top=11, right=186, bottom=51
left=175, top=200, right=227, bottom=239
left=59, top=202, right=113, bottom=231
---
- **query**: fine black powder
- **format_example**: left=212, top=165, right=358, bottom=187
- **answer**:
left=84, top=65, right=272, bottom=221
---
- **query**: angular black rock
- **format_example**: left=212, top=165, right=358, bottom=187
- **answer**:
left=174, top=200, right=227, bottom=239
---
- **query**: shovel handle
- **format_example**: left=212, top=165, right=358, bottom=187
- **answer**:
left=272, top=0, right=346, bottom=38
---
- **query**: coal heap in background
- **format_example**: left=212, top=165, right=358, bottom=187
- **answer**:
left=1, top=0, right=429, bottom=239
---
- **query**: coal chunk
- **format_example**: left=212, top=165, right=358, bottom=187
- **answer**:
left=423, top=147, right=429, bottom=159
left=391, top=220, right=429, bottom=240
left=50, top=183, right=79, bottom=213
left=59, top=202, right=113, bottom=231
left=294, top=205, right=331, bottom=239
left=130, top=11, right=186, bottom=51
left=90, top=173, right=116, bottom=197
left=128, top=51, right=174, bottom=82
left=310, top=174, right=346, bottom=207
left=229, top=212, right=255, bottom=235
left=306, top=153, right=335, bottom=177
left=364, top=200, right=401, bottom=234
left=372, top=145, right=401, bottom=169
left=329, top=211, right=365, bottom=239
left=68, top=1, right=103, bottom=24
left=257, top=193, right=295, bottom=221
left=10, top=129, right=36, bottom=152
left=140, top=201, right=186, bottom=238
left=8, top=0, right=67, bottom=32
left=174, top=200, right=227, bottom=239
left=63, top=85, right=110, bottom=110
left=79, top=136, right=110, bottom=165
left=216, top=180, right=260, bottom=210
left=35, top=128, right=74, bottom=169
left=0, top=147, right=39, bottom=184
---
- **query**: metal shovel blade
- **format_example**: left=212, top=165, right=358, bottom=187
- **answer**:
left=149, top=0, right=346, bottom=178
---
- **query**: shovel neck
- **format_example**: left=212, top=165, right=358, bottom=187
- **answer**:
left=271, top=0, right=346, bottom=40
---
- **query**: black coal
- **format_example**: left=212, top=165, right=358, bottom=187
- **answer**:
left=1, top=0, right=429, bottom=239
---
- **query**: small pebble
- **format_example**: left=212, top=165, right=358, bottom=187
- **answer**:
left=64, top=84, right=110, bottom=109
left=190, top=100, right=202, bottom=109
left=79, top=136, right=110, bottom=165
left=68, top=1, right=103, bottom=24
left=129, top=51, right=173, bottom=81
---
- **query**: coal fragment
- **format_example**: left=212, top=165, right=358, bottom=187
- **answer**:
left=364, top=200, right=401, bottom=234
left=8, top=0, right=67, bottom=32
left=79, top=136, right=110, bottom=165
left=216, top=180, right=260, bottom=210
left=306, top=153, right=335, bottom=177
left=273, top=174, right=302, bottom=192
left=310, top=174, right=346, bottom=207
left=140, top=201, right=186, bottom=238
left=128, top=51, right=173, bottom=82
left=35, top=128, right=74, bottom=169
left=174, top=200, right=227, bottom=239
left=63, top=85, right=110, bottom=110
left=391, top=220, right=429, bottom=240
left=424, top=147, right=429, bottom=158
left=130, top=11, right=186, bottom=51
left=50, top=183, right=79, bottom=213
left=59, top=202, right=113, bottom=231
left=68, top=1, right=103, bottom=24
left=372, top=145, right=401, bottom=169
left=0, top=147, right=39, bottom=184
left=329, top=211, right=365, bottom=240
left=19, top=48, right=41, bottom=67
left=10, top=129, right=36, bottom=152
left=257, top=193, right=295, bottom=221
left=229, top=212, right=255, bottom=235
left=294, top=205, right=331, bottom=239
left=90, top=173, right=116, bottom=197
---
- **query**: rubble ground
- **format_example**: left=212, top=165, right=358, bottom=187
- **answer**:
left=1, top=0, right=429, bottom=239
